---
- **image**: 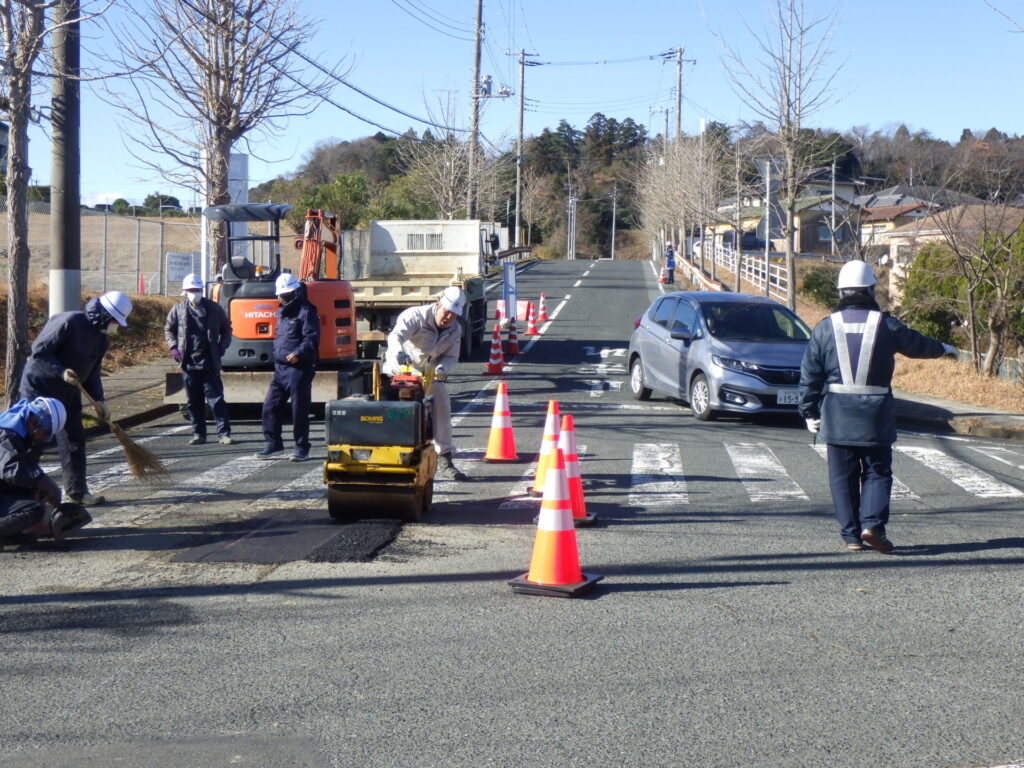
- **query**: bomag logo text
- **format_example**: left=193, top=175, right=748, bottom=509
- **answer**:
left=359, top=415, right=384, bottom=423
left=243, top=311, right=276, bottom=319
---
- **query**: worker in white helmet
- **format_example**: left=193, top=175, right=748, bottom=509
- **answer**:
left=256, top=272, right=320, bottom=462
left=164, top=273, right=234, bottom=446
left=0, top=396, right=92, bottom=542
left=799, top=260, right=957, bottom=554
left=384, top=286, right=467, bottom=481
left=19, top=291, right=133, bottom=506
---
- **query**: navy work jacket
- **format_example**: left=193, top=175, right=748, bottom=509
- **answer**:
left=799, top=297, right=945, bottom=446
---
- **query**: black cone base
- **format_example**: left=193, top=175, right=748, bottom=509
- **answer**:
left=572, top=513, right=597, bottom=528
left=507, top=572, right=603, bottom=598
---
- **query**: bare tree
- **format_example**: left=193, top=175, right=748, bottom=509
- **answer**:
left=106, top=0, right=333, bottom=271
left=1, top=0, right=109, bottom=402
left=720, top=0, right=841, bottom=309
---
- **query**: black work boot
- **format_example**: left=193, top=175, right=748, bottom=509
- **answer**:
left=436, top=453, right=468, bottom=482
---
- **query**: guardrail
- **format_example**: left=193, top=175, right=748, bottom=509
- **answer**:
left=702, top=242, right=789, bottom=302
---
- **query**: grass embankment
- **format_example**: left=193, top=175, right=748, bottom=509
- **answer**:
left=0, top=284, right=175, bottom=398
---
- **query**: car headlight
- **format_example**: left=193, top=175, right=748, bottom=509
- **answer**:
left=712, top=355, right=762, bottom=373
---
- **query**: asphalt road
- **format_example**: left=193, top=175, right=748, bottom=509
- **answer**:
left=2, top=259, right=1023, bottom=768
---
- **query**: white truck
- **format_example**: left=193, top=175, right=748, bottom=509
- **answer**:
left=340, top=219, right=503, bottom=359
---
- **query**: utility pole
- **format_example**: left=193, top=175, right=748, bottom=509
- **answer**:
left=830, top=153, right=837, bottom=258
left=610, top=182, right=617, bottom=260
left=466, top=0, right=483, bottom=219
left=675, top=47, right=683, bottom=141
left=50, top=0, right=81, bottom=316
left=513, top=49, right=537, bottom=248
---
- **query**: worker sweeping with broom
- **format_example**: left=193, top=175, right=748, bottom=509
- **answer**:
left=19, top=291, right=134, bottom=506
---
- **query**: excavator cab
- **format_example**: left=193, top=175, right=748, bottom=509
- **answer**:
left=202, top=204, right=356, bottom=371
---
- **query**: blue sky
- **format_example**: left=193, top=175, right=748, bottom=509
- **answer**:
left=32, top=0, right=1022, bottom=207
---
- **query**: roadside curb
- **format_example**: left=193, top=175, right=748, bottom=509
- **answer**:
left=895, top=395, right=1024, bottom=443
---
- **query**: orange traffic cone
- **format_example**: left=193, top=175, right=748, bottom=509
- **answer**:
left=484, top=323, right=505, bottom=375
left=658, top=266, right=667, bottom=283
left=506, top=319, right=521, bottom=356
left=137, top=272, right=146, bottom=295
left=558, top=414, right=595, bottom=526
left=483, top=382, right=518, bottom=462
left=529, top=400, right=560, bottom=495
left=537, top=293, right=549, bottom=322
left=509, top=447, right=602, bottom=597
left=524, top=302, right=539, bottom=336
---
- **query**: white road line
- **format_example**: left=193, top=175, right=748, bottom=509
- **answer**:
left=896, top=445, right=1023, bottom=498
left=41, top=424, right=191, bottom=475
left=725, top=442, right=808, bottom=502
left=810, top=443, right=918, bottom=501
left=628, top=442, right=688, bottom=507
left=573, top=279, right=583, bottom=287
left=968, top=444, right=1024, bottom=471
left=104, top=454, right=274, bottom=526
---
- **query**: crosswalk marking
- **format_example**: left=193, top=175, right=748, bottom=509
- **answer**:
left=809, top=444, right=919, bottom=501
left=628, top=443, right=688, bottom=506
left=725, top=442, right=808, bottom=502
left=895, top=445, right=1023, bottom=498
left=104, top=455, right=273, bottom=526
left=967, top=444, right=1024, bottom=471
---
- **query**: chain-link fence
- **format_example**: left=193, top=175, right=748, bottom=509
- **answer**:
left=0, top=198, right=202, bottom=296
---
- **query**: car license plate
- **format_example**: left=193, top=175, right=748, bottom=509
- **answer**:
left=777, top=388, right=800, bottom=405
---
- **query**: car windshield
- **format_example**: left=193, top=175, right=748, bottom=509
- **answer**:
left=701, top=302, right=811, bottom=341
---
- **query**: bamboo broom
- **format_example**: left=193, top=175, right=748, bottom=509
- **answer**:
left=63, top=369, right=169, bottom=483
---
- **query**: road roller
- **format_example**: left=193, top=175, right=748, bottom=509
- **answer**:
left=324, top=363, right=437, bottom=522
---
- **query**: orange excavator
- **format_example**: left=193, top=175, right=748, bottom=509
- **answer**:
left=164, top=204, right=365, bottom=404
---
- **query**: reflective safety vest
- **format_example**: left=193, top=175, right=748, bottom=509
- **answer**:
left=827, top=310, right=889, bottom=395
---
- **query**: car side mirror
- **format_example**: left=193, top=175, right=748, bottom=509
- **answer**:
left=670, top=329, right=691, bottom=345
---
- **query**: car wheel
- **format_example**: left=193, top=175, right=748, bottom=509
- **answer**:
left=689, top=373, right=715, bottom=421
left=629, top=357, right=652, bottom=401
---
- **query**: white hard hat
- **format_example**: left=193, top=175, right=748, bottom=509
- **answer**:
left=275, top=272, right=301, bottom=295
left=439, top=286, right=466, bottom=315
left=666, top=241, right=672, bottom=246
left=181, top=273, right=203, bottom=292
left=837, top=260, right=877, bottom=290
left=99, top=290, right=132, bottom=326
left=31, top=396, right=67, bottom=437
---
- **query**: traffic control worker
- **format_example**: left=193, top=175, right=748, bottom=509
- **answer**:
left=383, top=286, right=467, bottom=481
left=19, top=291, right=133, bottom=507
left=798, top=260, right=956, bottom=554
left=664, top=241, right=676, bottom=284
left=256, top=272, right=319, bottom=462
left=164, top=273, right=233, bottom=446
left=0, top=397, right=91, bottom=542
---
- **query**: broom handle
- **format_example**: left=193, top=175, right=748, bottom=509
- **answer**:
left=65, top=371, right=114, bottom=428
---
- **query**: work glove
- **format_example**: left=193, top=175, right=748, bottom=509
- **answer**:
left=170, top=348, right=183, bottom=363
left=62, top=368, right=78, bottom=385
left=805, top=418, right=820, bottom=434
left=941, top=343, right=958, bottom=359
left=433, top=366, right=447, bottom=382
left=397, top=351, right=411, bottom=366
left=217, top=343, right=228, bottom=357
left=95, top=400, right=110, bottom=422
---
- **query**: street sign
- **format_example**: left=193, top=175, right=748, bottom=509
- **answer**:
left=502, top=261, right=517, bottom=323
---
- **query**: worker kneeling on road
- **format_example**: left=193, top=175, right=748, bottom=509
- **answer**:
left=256, top=273, right=319, bottom=462
left=799, top=260, right=955, bottom=555
left=384, top=286, right=467, bottom=481
left=20, top=290, right=133, bottom=507
left=0, top=397, right=92, bottom=543
left=165, top=273, right=233, bottom=446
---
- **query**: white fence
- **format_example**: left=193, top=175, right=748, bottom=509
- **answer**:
left=0, top=199, right=202, bottom=296
left=693, top=241, right=790, bottom=303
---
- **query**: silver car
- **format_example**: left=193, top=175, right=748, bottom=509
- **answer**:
left=627, top=291, right=811, bottom=420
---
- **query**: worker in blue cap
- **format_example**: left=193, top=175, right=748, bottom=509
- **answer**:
left=0, top=397, right=92, bottom=543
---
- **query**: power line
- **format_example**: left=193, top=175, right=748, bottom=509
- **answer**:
left=390, top=0, right=474, bottom=40
left=533, top=50, right=673, bottom=67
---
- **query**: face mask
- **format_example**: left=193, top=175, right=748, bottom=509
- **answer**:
left=187, top=291, right=202, bottom=304
left=278, top=292, right=295, bottom=306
